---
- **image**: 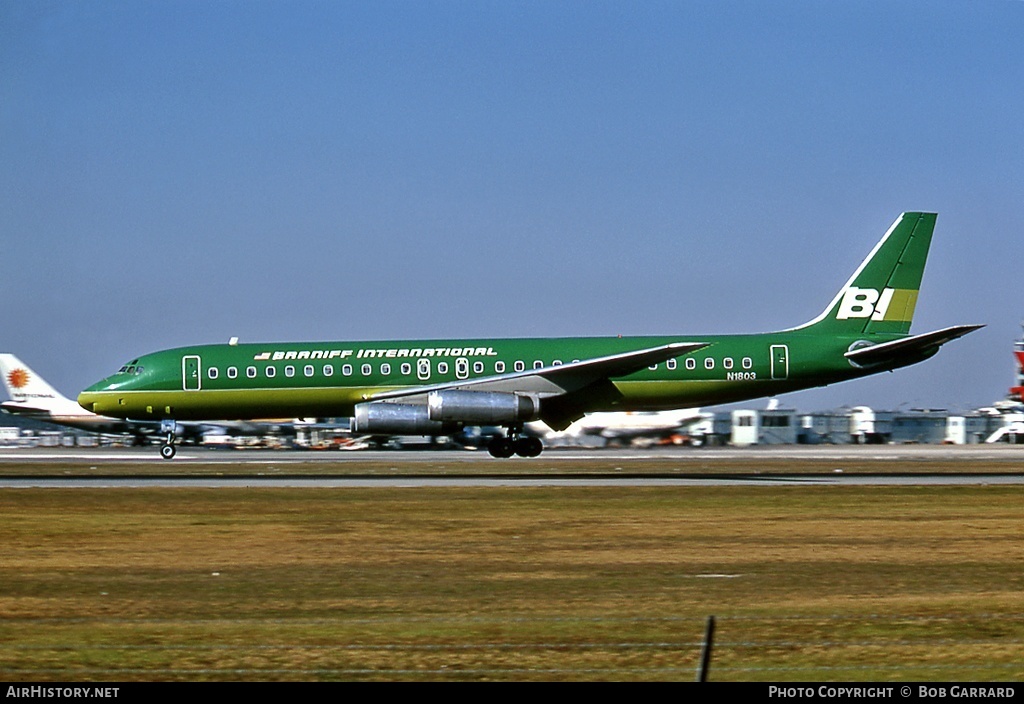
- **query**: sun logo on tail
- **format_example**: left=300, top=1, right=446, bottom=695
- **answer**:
left=7, top=368, right=30, bottom=389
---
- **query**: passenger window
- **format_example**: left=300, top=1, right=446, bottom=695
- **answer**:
left=496, top=361, right=506, bottom=373
left=361, top=364, right=372, bottom=376
left=514, top=361, right=525, bottom=372
left=437, top=362, right=449, bottom=374
left=724, top=358, right=734, bottom=370
left=456, top=358, right=468, bottom=380
left=304, top=365, right=314, bottom=377
left=533, top=360, right=544, bottom=370
left=266, top=366, right=276, bottom=378
left=685, top=359, right=696, bottom=370
left=343, top=364, right=352, bottom=376
left=667, top=359, right=677, bottom=370
left=208, top=368, right=219, bottom=380
left=285, top=366, right=295, bottom=378
left=742, top=357, right=753, bottom=370
left=705, top=358, right=715, bottom=370
left=247, top=366, right=257, bottom=378
left=401, top=363, right=412, bottom=376
left=381, top=363, right=391, bottom=375
left=473, top=361, right=484, bottom=374
left=323, top=364, right=333, bottom=377
left=227, top=367, right=238, bottom=379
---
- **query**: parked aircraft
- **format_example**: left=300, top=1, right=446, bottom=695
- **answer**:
left=78, top=212, right=981, bottom=459
left=1, top=354, right=282, bottom=446
left=531, top=408, right=706, bottom=446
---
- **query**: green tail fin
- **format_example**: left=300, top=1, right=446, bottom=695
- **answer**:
left=795, top=212, right=936, bottom=336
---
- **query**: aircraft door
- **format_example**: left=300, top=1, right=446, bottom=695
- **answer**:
left=183, top=355, right=202, bottom=391
left=770, top=345, right=789, bottom=380
left=417, top=358, right=431, bottom=381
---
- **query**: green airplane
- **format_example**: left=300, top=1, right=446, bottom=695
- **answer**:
left=79, top=212, right=981, bottom=459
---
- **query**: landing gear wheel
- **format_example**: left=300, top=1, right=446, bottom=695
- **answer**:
left=514, top=436, right=543, bottom=458
left=159, top=420, right=178, bottom=460
left=487, top=436, right=515, bottom=459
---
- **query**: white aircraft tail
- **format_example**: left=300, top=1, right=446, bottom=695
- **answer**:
left=0, top=354, right=89, bottom=417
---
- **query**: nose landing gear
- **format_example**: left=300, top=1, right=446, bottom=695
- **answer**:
left=160, top=419, right=177, bottom=460
left=160, top=442, right=176, bottom=460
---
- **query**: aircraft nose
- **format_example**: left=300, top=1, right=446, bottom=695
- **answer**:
left=77, top=392, right=96, bottom=413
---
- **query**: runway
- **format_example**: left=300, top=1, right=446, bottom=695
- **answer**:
left=3, top=474, right=1024, bottom=488
left=3, top=442, right=1024, bottom=462
left=1, top=443, right=1023, bottom=487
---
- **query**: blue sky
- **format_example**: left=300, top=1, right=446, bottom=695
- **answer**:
left=2, top=0, right=1022, bottom=413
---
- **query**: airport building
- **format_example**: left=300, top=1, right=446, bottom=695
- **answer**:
left=697, top=406, right=1012, bottom=446
left=0, top=414, right=98, bottom=447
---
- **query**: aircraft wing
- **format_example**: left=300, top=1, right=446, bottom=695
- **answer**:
left=365, top=341, right=709, bottom=430
left=844, top=325, right=984, bottom=367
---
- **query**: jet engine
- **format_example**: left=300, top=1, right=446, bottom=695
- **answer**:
left=427, top=390, right=540, bottom=424
left=351, top=391, right=541, bottom=434
left=351, top=402, right=445, bottom=435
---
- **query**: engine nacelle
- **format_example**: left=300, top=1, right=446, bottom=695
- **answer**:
left=351, top=402, right=445, bottom=435
left=427, top=390, right=540, bottom=424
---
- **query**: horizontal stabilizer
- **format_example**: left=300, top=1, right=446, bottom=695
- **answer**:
left=844, top=324, right=984, bottom=367
left=1, top=401, right=54, bottom=417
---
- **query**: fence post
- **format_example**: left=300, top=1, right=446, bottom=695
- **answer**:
left=697, top=615, right=715, bottom=682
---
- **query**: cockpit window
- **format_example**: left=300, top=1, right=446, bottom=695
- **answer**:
left=117, top=362, right=144, bottom=375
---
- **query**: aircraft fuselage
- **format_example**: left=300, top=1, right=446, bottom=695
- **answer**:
left=77, top=331, right=917, bottom=422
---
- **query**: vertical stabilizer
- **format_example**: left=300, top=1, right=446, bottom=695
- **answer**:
left=795, top=212, right=936, bottom=336
left=0, top=354, right=87, bottom=416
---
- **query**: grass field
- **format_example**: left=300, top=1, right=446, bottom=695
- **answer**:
left=2, top=477, right=1023, bottom=681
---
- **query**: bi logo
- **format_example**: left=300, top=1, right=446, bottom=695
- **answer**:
left=836, top=287, right=898, bottom=321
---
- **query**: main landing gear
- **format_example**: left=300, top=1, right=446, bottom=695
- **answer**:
left=487, top=426, right=543, bottom=458
left=160, top=419, right=177, bottom=460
